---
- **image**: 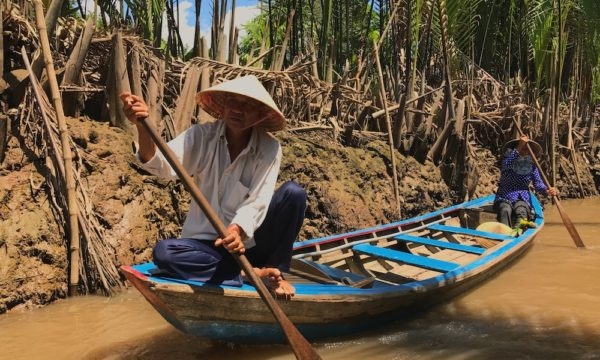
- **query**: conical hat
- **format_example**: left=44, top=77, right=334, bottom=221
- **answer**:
left=502, top=138, right=543, bottom=157
left=476, top=221, right=513, bottom=235
left=195, top=75, right=285, bottom=132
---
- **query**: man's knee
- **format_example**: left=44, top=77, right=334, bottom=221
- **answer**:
left=279, top=181, right=307, bottom=205
left=152, top=240, right=171, bottom=265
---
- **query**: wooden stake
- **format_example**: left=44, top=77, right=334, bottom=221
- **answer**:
left=33, top=0, right=80, bottom=295
left=373, top=40, right=401, bottom=218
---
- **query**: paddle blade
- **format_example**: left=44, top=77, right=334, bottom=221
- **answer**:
left=278, top=315, right=323, bottom=360
left=554, top=198, right=586, bottom=248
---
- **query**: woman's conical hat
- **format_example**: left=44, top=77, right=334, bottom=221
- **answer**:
left=502, top=138, right=543, bottom=157
left=195, top=75, right=285, bottom=132
left=476, top=221, right=513, bottom=235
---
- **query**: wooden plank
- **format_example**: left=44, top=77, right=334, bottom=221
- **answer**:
left=428, top=224, right=513, bottom=241
left=394, top=234, right=485, bottom=255
left=294, top=258, right=369, bottom=285
left=353, top=244, right=459, bottom=272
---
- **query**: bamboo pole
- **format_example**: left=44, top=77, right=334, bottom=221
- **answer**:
left=373, top=40, right=401, bottom=218
left=30, top=0, right=66, bottom=79
left=23, top=47, right=122, bottom=294
left=33, top=0, right=80, bottom=295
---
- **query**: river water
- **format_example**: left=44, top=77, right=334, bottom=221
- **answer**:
left=1, top=197, right=599, bottom=360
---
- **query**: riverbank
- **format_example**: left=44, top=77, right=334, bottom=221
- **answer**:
left=1, top=112, right=598, bottom=313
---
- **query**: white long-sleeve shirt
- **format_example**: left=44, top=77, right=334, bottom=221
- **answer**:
left=138, top=120, right=282, bottom=248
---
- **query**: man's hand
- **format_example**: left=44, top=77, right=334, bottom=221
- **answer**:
left=548, top=187, right=558, bottom=197
left=119, top=92, right=149, bottom=124
left=215, top=224, right=246, bottom=254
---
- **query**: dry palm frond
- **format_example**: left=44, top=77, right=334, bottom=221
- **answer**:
left=23, top=63, right=123, bottom=295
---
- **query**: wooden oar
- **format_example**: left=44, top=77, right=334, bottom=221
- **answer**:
left=511, top=119, right=586, bottom=248
left=137, top=118, right=322, bottom=360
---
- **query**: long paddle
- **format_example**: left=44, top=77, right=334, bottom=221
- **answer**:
left=137, top=118, right=322, bottom=360
left=511, top=119, right=586, bottom=248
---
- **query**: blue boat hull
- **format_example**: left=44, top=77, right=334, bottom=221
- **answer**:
left=121, top=194, right=544, bottom=343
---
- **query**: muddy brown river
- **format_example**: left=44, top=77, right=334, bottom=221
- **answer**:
left=1, top=197, right=599, bottom=360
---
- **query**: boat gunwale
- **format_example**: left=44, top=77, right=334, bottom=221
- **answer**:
left=292, top=194, right=496, bottom=252
left=123, top=194, right=544, bottom=300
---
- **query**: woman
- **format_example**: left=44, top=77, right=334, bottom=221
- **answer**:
left=494, top=135, right=558, bottom=227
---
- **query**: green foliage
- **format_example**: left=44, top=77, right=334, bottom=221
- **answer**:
left=525, top=0, right=555, bottom=89
left=122, top=0, right=165, bottom=40
left=445, top=0, right=485, bottom=57
left=511, top=218, right=537, bottom=236
left=240, top=1, right=379, bottom=74
left=237, top=11, right=286, bottom=67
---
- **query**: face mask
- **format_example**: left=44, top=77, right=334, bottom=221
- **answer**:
left=512, top=155, right=533, bottom=175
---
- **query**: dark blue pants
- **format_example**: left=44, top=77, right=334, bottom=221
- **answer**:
left=152, top=181, right=307, bottom=285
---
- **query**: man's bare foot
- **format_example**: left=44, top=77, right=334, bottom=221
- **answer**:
left=244, top=267, right=296, bottom=299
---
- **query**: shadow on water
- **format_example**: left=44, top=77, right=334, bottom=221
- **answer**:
left=86, top=328, right=294, bottom=360
left=85, top=299, right=600, bottom=360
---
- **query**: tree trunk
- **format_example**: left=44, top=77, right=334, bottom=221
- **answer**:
left=111, top=29, right=134, bottom=135
left=589, top=106, right=597, bottom=154
left=273, top=8, right=295, bottom=71
left=320, top=0, right=333, bottom=81
left=61, top=17, right=95, bottom=116
left=230, top=28, right=240, bottom=65
left=31, top=0, right=65, bottom=79
left=325, top=36, right=334, bottom=84
left=216, top=32, right=228, bottom=63
left=427, top=118, right=455, bottom=164
left=198, top=38, right=212, bottom=124
left=147, top=60, right=165, bottom=135
left=228, top=0, right=236, bottom=63
left=128, top=48, right=143, bottom=97
left=174, top=65, right=201, bottom=135
left=193, top=0, right=202, bottom=57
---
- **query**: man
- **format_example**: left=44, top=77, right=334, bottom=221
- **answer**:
left=494, top=135, right=558, bottom=227
left=120, top=75, right=306, bottom=298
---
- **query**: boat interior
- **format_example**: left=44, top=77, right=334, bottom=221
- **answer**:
left=285, top=203, right=516, bottom=288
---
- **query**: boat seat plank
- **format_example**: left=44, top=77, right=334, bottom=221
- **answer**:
left=428, top=224, right=513, bottom=241
left=292, top=258, right=375, bottom=287
left=394, top=234, right=485, bottom=255
left=352, top=244, right=459, bottom=272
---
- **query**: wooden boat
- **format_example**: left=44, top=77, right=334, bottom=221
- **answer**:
left=121, top=193, right=544, bottom=344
